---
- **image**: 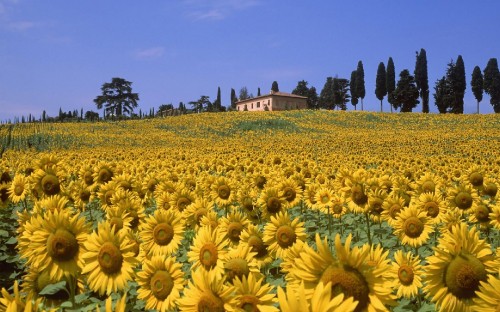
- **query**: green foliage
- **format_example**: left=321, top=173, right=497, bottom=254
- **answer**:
left=356, top=61, right=366, bottom=109
left=483, top=58, right=500, bottom=112
left=319, top=77, right=334, bottom=109
left=414, top=49, right=429, bottom=113
left=393, top=69, right=420, bottom=112
left=332, top=77, right=350, bottom=110
left=94, top=78, right=139, bottom=117
left=471, top=66, right=484, bottom=113
left=375, top=62, right=387, bottom=112
left=350, top=70, right=359, bottom=109
left=386, top=57, right=396, bottom=111
left=271, top=81, right=279, bottom=92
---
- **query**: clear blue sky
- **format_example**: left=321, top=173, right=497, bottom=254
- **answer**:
left=1, top=0, right=499, bottom=121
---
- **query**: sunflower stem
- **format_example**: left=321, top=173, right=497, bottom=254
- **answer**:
left=339, top=214, right=343, bottom=236
left=68, top=274, right=76, bottom=307
left=365, top=213, right=372, bottom=246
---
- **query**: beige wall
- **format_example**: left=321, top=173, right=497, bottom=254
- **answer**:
left=236, top=96, right=307, bottom=111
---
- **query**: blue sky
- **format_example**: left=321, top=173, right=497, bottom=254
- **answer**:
left=1, top=0, right=499, bottom=120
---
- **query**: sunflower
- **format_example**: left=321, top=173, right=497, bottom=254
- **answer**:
left=314, top=186, right=336, bottom=214
left=303, top=182, right=320, bottom=210
left=257, top=187, right=285, bottom=220
left=101, top=293, right=127, bottom=312
left=199, top=210, right=220, bottom=229
left=92, top=161, right=115, bottom=185
left=380, top=194, right=406, bottom=227
left=142, top=172, right=160, bottom=199
left=239, top=223, right=272, bottom=266
left=210, top=176, right=236, bottom=208
left=288, top=233, right=396, bottom=311
left=281, top=239, right=306, bottom=281
left=342, top=169, right=370, bottom=214
left=177, top=268, right=237, bottom=312
left=139, top=209, right=185, bottom=257
left=81, top=221, right=138, bottom=295
left=169, top=187, right=195, bottom=213
left=277, top=281, right=358, bottom=312
left=111, top=172, right=137, bottom=193
left=106, top=204, right=133, bottom=233
left=218, top=210, right=250, bottom=247
left=393, top=204, right=433, bottom=248
left=414, top=172, right=443, bottom=195
left=414, top=192, right=447, bottom=224
left=447, top=182, right=480, bottom=215
left=0, top=281, right=25, bottom=312
left=278, top=178, right=303, bottom=208
left=439, top=207, right=463, bottom=235
left=489, top=203, right=500, bottom=230
left=466, top=165, right=485, bottom=189
left=137, top=255, right=185, bottom=311
left=69, top=180, right=94, bottom=211
left=222, top=243, right=261, bottom=284
left=187, top=226, right=228, bottom=277
left=32, top=194, right=70, bottom=215
left=96, top=181, right=117, bottom=212
left=155, top=191, right=172, bottom=211
left=79, top=163, right=96, bottom=189
left=236, top=186, right=259, bottom=220
left=367, top=189, right=388, bottom=223
left=423, top=222, right=496, bottom=312
left=472, top=275, right=500, bottom=311
left=8, top=174, right=29, bottom=203
left=469, top=200, right=492, bottom=228
left=263, top=211, right=306, bottom=259
left=388, top=250, right=423, bottom=299
left=18, top=209, right=90, bottom=280
left=232, top=274, right=278, bottom=312
left=111, top=189, right=145, bottom=231
left=183, top=197, right=214, bottom=230
left=481, top=177, right=498, bottom=198
left=32, top=167, right=63, bottom=197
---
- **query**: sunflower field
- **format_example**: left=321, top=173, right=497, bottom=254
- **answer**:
left=0, top=110, right=500, bottom=312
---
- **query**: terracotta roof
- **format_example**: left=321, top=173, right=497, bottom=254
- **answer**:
left=236, top=91, right=307, bottom=104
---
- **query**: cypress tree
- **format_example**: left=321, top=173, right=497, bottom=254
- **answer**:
left=471, top=66, right=484, bottom=114
left=451, top=55, right=466, bottom=114
left=386, top=57, right=396, bottom=112
left=414, top=49, right=429, bottom=113
left=257, top=87, right=261, bottom=96
left=356, top=61, right=366, bottom=110
left=483, top=58, right=500, bottom=113
left=271, top=81, right=279, bottom=92
left=375, top=62, right=387, bottom=112
left=319, top=77, right=334, bottom=109
left=230, top=88, right=237, bottom=109
left=350, top=70, right=358, bottom=110
left=215, top=86, right=221, bottom=111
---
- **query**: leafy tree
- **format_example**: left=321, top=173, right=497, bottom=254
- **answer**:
left=319, top=77, right=334, bottom=109
left=393, top=69, right=419, bottom=112
left=375, top=62, right=387, bottom=112
left=356, top=61, right=366, bottom=110
left=239, top=87, right=250, bottom=100
left=386, top=57, right=396, bottom=112
left=350, top=70, right=359, bottom=110
left=230, top=88, right=237, bottom=109
left=433, top=76, right=454, bottom=113
left=189, top=95, right=211, bottom=113
left=292, top=80, right=317, bottom=109
left=471, top=66, right=484, bottom=114
left=292, top=80, right=309, bottom=96
left=450, top=55, right=466, bottom=114
left=271, top=81, right=279, bottom=92
left=94, top=78, right=139, bottom=117
left=308, top=86, right=319, bottom=109
left=483, top=58, right=500, bottom=113
left=414, top=49, right=429, bottom=113
left=333, top=78, right=350, bottom=110
left=158, top=104, right=174, bottom=116
left=85, top=110, right=100, bottom=121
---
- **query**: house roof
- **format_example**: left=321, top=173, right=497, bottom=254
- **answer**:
left=236, top=91, right=307, bottom=104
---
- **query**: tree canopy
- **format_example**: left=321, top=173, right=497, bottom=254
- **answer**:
left=484, top=58, right=500, bottom=113
left=393, top=69, right=419, bottom=112
left=375, top=62, right=387, bottom=112
left=94, top=78, right=139, bottom=118
left=386, top=57, right=396, bottom=112
left=356, top=61, right=366, bottom=110
left=414, top=49, right=429, bottom=113
left=471, top=66, right=483, bottom=114
left=271, top=81, right=279, bottom=92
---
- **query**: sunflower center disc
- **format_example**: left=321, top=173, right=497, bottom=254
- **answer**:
left=242, top=198, right=254, bottom=212
left=14, top=185, right=24, bottom=196
left=255, top=176, right=266, bottom=189
left=483, top=183, right=498, bottom=197
left=421, top=180, right=436, bottom=193
left=351, top=185, right=368, bottom=206
left=41, top=174, right=60, bottom=196
left=104, top=190, right=114, bottom=206
left=98, top=169, right=112, bottom=183
left=83, top=171, right=94, bottom=186
left=239, top=294, right=260, bottom=312
left=455, top=192, right=473, bottom=210
left=475, top=205, right=490, bottom=223
left=150, top=270, right=174, bottom=300
left=424, top=202, right=440, bottom=218
left=177, top=197, right=191, bottom=212
left=247, top=235, right=267, bottom=258
left=370, top=198, right=384, bottom=215
left=98, top=242, right=123, bottom=275
left=198, top=293, right=224, bottom=312
left=332, top=204, right=343, bottom=215
left=47, top=229, right=78, bottom=262
left=321, top=266, right=369, bottom=312
left=128, top=210, right=140, bottom=230
left=389, top=204, right=402, bottom=219
left=224, top=258, right=250, bottom=282
left=403, top=216, right=424, bottom=238
left=227, top=222, right=243, bottom=243
left=321, top=195, right=330, bottom=204
left=398, top=264, right=415, bottom=285
left=276, top=225, right=297, bottom=248
left=147, top=179, right=157, bottom=192
left=445, top=254, right=487, bottom=299
left=266, top=197, right=282, bottom=214
left=153, top=223, right=174, bottom=246
left=109, top=217, right=124, bottom=232
left=80, top=189, right=91, bottom=202
left=200, top=243, right=218, bottom=269
left=282, top=187, right=296, bottom=202
left=469, top=172, right=484, bottom=187
left=217, top=185, right=231, bottom=200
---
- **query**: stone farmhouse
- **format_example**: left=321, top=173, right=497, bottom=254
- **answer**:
left=235, top=91, right=307, bottom=111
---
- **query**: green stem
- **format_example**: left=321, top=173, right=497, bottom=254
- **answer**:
left=365, top=213, right=372, bottom=246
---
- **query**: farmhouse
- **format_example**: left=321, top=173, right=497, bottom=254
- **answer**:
left=235, top=91, right=308, bottom=111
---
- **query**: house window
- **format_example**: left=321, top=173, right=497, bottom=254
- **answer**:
left=257, top=101, right=260, bottom=108
left=251, top=103, right=253, bottom=109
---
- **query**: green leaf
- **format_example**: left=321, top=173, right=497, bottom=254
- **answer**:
left=74, top=293, right=90, bottom=304
left=0, top=230, right=8, bottom=237
left=39, top=281, right=67, bottom=296
left=5, top=237, right=17, bottom=244
left=60, top=301, right=73, bottom=308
